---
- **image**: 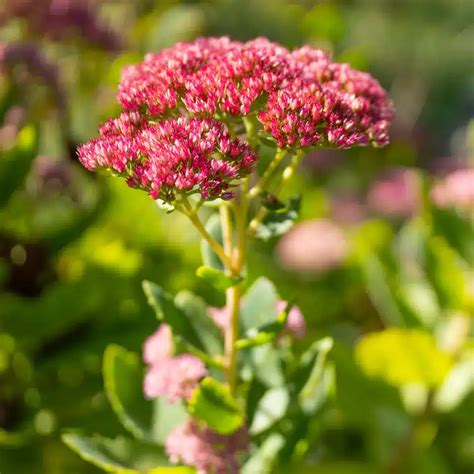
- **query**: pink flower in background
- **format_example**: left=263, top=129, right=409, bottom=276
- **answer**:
left=276, top=300, right=306, bottom=339
left=331, top=194, right=367, bottom=225
left=166, top=419, right=248, bottom=474
left=277, top=219, right=348, bottom=273
left=144, top=354, right=207, bottom=403
left=367, top=167, right=419, bottom=217
left=431, top=168, right=474, bottom=210
left=209, top=300, right=306, bottom=339
left=143, top=324, right=173, bottom=365
left=143, top=324, right=207, bottom=403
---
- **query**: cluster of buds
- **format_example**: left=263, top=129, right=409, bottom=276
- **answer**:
left=78, top=37, right=393, bottom=203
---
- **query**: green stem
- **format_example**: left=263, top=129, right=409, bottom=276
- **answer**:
left=178, top=197, right=235, bottom=272
left=248, top=148, right=287, bottom=199
left=248, top=150, right=305, bottom=236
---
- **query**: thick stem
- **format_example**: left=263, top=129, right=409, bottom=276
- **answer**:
left=221, top=180, right=249, bottom=394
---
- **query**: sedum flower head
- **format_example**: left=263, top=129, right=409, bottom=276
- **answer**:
left=165, top=419, right=249, bottom=474
left=78, top=37, right=393, bottom=202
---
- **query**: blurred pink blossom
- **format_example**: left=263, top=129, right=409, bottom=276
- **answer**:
left=166, top=419, right=248, bottom=474
left=144, top=354, right=207, bottom=403
left=142, top=324, right=207, bottom=403
left=276, top=300, right=306, bottom=339
left=431, top=168, right=474, bottom=210
left=143, top=324, right=173, bottom=365
left=367, top=167, right=419, bottom=217
left=277, top=219, right=348, bottom=273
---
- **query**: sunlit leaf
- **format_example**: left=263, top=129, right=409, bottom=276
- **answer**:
left=355, top=328, right=453, bottom=388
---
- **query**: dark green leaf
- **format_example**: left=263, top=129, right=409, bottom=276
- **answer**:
left=188, top=377, right=244, bottom=434
left=254, top=196, right=300, bottom=241
left=142, top=281, right=203, bottom=351
left=103, top=345, right=153, bottom=440
left=174, top=290, right=223, bottom=356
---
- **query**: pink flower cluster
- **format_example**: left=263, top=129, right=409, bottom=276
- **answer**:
left=367, top=167, right=420, bottom=217
left=277, top=218, right=348, bottom=273
left=431, top=168, right=474, bottom=210
left=78, top=115, right=256, bottom=200
left=143, top=324, right=207, bottom=403
left=78, top=37, right=393, bottom=201
left=116, top=37, right=393, bottom=149
left=1, top=0, right=120, bottom=51
left=209, top=299, right=306, bottom=339
left=166, top=419, right=248, bottom=474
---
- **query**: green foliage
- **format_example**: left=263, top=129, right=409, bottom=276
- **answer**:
left=188, top=377, right=244, bottom=434
left=196, top=265, right=244, bottom=291
left=355, top=328, right=453, bottom=388
left=61, top=433, right=177, bottom=473
left=254, top=197, right=300, bottom=241
left=103, top=345, right=153, bottom=440
left=0, top=125, right=38, bottom=208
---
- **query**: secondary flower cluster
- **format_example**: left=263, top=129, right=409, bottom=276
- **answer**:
left=143, top=324, right=207, bottom=403
left=78, top=114, right=256, bottom=200
left=166, top=420, right=248, bottom=474
left=77, top=37, right=393, bottom=202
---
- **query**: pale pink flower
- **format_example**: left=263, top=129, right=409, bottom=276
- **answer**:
left=143, top=324, right=173, bottom=365
left=166, top=420, right=248, bottom=474
left=276, top=300, right=306, bottom=339
left=144, top=354, right=207, bottom=403
left=431, top=168, right=474, bottom=210
left=367, top=167, right=419, bottom=217
left=277, top=219, right=348, bottom=273
left=208, top=306, right=228, bottom=333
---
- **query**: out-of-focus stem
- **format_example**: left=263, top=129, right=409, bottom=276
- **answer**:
left=248, top=148, right=287, bottom=199
left=248, top=150, right=305, bottom=236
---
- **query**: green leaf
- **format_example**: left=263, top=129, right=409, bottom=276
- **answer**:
left=236, top=302, right=291, bottom=349
left=200, top=214, right=223, bottom=270
left=151, top=397, right=188, bottom=445
left=62, top=433, right=169, bottom=473
left=240, top=277, right=278, bottom=332
left=254, top=196, right=300, bottom=241
left=196, top=265, right=243, bottom=291
left=103, top=345, right=153, bottom=440
left=241, top=433, right=285, bottom=474
left=249, top=387, right=289, bottom=435
left=355, top=328, right=453, bottom=388
left=0, top=125, right=38, bottom=207
left=188, top=377, right=244, bottom=434
left=142, top=281, right=203, bottom=351
left=174, top=290, right=223, bottom=356
left=245, top=345, right=284, bottom=388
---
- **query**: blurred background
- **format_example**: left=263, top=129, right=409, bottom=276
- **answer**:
left=0, top=0, right=473, bottom=473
